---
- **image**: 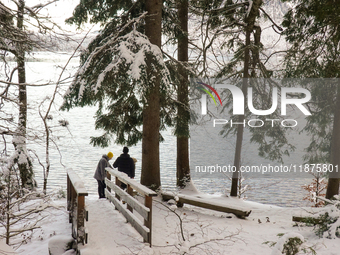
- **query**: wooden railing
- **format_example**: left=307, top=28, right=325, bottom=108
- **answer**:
left=105, top=168, right=157, bottom=246
left=67, top=168, right=89, bottom=245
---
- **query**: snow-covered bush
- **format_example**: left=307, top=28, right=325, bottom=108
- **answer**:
left=266, top=232, right=316, bottom=255
left=269, top=232, right=304, bottom=255
left=48, top=235, right=76, bottom=255
left=0, top=162, right=57, bottom=246
left=56, top=187, right=66, bottom=199
left=313, top=195, right=340, bottom=239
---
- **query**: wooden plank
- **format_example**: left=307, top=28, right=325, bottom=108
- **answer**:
left=105, top=190, right=150, bottom=242
left=67, top=168, right=88, bottom=196
left=106, top=168, right=157, bottom=197
left=162, top=192, right=251, bottom=218
left=105, top=179, right=150, bottom=220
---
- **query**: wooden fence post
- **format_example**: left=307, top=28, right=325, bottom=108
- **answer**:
left=127, top=184, right=133, bottom=212
left=115, top=177, right=121, bottom=201
left=67, top=175, right=71, bottom=210
left=144, top=195, right=152, bottom=246
left=67, top=169, right=89, bottom=245
left=77, top=195, right=85, bottom=244
left=106, top=170, right=111, bottom=193
left=67, top=175, right=72, bottom=223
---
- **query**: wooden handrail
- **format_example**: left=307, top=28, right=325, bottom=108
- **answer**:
left=106, top=168, right=157, bottom=197
left=105, top=168, right=157, bottom=246
left=67, top=169, right=88, bottom=196
left=67, top=168, right=88, bottom=245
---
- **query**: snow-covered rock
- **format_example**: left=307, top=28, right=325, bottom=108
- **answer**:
left=48, top=235, right=76, bottom=255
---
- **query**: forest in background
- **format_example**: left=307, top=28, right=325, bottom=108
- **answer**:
left=1, top=0, right=340, bottom=247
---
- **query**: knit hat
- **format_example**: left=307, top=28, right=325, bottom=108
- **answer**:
left=123, top=147, right=129, bottom=153
left=107, top=152, right=113, bottom=159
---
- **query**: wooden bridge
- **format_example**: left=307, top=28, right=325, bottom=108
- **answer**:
left=66, top=168, right=157, bottom=252
left=104, top=167, right=157, bottom=245
left=66, top=168, right=252, bottom=254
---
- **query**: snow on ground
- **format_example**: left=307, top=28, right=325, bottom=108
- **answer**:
left=5, top=189, right=340, bottom=255
left=79, top=198, right=146, bottom=255
left=0, top=239, right=18, bottom=254
left=13, top=200, right=71, bottom=255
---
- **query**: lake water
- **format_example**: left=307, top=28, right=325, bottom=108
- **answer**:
left=13, top=52, right=314, bottom=207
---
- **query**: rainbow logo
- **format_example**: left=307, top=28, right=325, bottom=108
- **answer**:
left=196, top=82, right=223, bottom=106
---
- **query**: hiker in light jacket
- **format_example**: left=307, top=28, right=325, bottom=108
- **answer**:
left=94, top=152, right=113, bottom=198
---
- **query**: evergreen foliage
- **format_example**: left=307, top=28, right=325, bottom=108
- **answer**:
left=282, top=0, right=340, bottom=198
left=301, top=196, right=340, bottom=239
left=63, top=0, right=198, bottom=149
left=62, top=16, right=175, bottom=147
left=66, top=0, right=144, bottom=28
left=282, top=0, right=340, bottom=78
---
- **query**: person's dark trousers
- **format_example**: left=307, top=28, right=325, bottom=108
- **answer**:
left=97, top=180, right=106, bottom=198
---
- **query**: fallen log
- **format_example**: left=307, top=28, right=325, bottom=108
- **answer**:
left=162, top=192, right=251, bottom=219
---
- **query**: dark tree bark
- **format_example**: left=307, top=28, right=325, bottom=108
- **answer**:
left=326, top=84, right=340, bottom=198
left=230, top=0, right=262, bottom=197
left=176, top=0, right=190, bottom=188
left=14, top=0, right=34, bottom=189
left=141, top=0, right=162, bottom=190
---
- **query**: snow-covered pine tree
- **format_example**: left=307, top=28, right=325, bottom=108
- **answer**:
left=63, top=2, right=176, bottom=189
left=62, top=16, right=175, bottom=145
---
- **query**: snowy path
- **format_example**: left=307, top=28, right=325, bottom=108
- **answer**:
left=78, top=196, right=147, bottom=255
left=74, top=193, right=340, bottom=255
left=13, top=194, right=340, bottom=255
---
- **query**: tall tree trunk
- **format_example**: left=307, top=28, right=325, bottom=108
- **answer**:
left=5, top=172, right=11, bottom=245
left=230, top=0, right=262, bottom=197
left=176, top=0, right=190, bottom=188
left=230, top=29, right=250, bottom=197
left=15, top=0, right=34, bottom=189
left=141, top=0, right=162, bottom=190
left=326, top=85, right=340, bottom=198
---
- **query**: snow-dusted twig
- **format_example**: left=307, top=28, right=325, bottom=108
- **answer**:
left=182, top=229, right=242, bottom=255
left=154, top=199, right=186, bottom=242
